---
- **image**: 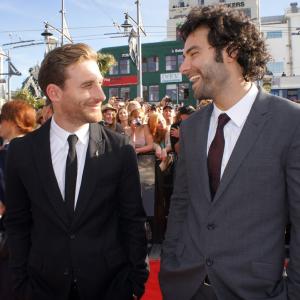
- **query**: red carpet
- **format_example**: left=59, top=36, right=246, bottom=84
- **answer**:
left=142, top=260, right=162, bottom=300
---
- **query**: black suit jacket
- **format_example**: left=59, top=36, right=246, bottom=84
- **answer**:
left=4, top=120, right=149, bottom=300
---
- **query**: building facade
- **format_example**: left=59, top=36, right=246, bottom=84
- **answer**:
left=101, top=1, right=300, bottom=104
left=167, top=0, right=259, bottom=40
left=101, top=40, right=195, bottom=105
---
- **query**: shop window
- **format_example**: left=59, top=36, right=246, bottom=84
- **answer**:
left=178, top=55, right=184, bottom=69
left=109, top=61, right=119, bottom=75
left=120, top=87, right=130, bottom=101
left=109, top=88, right=118, bottom=98
left=166, top=55, right=177, bottom=71
left=149, top=85, right=159, bottom=102
left=178, top=83, right=189, bottom=100
left=148, top=56, right=159, bottom=72
left=119, top=58, right=130, bottom=74
left=166, top=84, right=177, bottom=101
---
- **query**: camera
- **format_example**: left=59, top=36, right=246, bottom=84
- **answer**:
left=132, top=118, right=142, bottom=126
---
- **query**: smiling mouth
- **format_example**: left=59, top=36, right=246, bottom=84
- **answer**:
left=189, top=75, right=201, bottom=82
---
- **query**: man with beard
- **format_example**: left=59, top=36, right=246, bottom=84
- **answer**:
left=4, top=43, right=148, bottom=300
left=159, top=5, right=300, bottom=300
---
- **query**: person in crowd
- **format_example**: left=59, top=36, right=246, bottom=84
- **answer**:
left=4, top=43, right=148, bottom=300
left=148, top=112, right=171, bottom=161
left=160, top=5, right=300, bottom=300
left=128, top=106, right=153, bottom=154
left=0, top=99, right=36, bottom=300
left=116, top=106, right=131, bottom=135
left=101, top=103, right=124, bottom=134
left=159, top=96, right=172, bottom=112
left=170, top=105, right=195, bottom=154
left=162, top=103, right=174, bottom=127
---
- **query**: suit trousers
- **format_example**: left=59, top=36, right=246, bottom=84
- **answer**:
left=191, top=284, right=218, bottom=300
left=68, top=281, right=80, bottom=300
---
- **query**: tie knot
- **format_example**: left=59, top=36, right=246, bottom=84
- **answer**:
left=67, top=134, right=78, bottom=149
left=217, top=113, right=230, bottom=129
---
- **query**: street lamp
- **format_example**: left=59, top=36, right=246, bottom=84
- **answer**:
left=41, top=22, right=58, bottom=54
left=121, top=0, right=145, bottom=99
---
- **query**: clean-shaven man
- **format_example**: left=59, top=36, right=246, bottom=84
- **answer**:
left=5, top=43, right=148, bottom=300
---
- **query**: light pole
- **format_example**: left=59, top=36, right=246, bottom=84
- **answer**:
left=121, top=0, right=145, bottom=99
left=0, top=50, right=21, bottom=100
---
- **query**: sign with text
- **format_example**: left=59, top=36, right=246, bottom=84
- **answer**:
left=103, top=75, right=138, bottom=87
left=160, top=72, right=182, bottom=83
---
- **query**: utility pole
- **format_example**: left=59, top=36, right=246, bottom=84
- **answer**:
left=61, top=0, right=65, bottom=46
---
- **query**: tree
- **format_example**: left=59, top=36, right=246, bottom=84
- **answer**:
left=13, top=88, right=45, bottom=110
left=97, top=53, right=116, bottom=75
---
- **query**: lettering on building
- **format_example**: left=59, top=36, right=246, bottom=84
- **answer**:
left=226, top=2, right=245, bottom=8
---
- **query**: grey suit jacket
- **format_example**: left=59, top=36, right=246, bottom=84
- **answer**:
left=159, top=89, right=300, bottom=300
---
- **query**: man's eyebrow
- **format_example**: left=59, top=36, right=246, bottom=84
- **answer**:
left=183, top=45, right=201, bottom=58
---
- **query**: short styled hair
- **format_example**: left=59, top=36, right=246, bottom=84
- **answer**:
left=0, top=99, right=36, bottom=134
left=38, top=43, right=98, bottom=98
left=179, top=5, right=271, bottom=81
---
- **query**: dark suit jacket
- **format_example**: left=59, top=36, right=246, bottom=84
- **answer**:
left=159, top=89, right=300, bottom=300
left=4, top=120, right=149, bottom=300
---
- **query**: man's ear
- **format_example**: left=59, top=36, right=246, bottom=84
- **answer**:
left=223, top=47, right=238, bottom=63
left=46, top=84, right=62, bottom=103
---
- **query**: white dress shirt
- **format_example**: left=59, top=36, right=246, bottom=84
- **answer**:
left=207, top=84, right=259, bottom=178
left=50, top=117, right=89, bottom=208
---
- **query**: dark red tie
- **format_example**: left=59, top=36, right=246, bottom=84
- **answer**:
left=207, top=113, right=230, bottom=198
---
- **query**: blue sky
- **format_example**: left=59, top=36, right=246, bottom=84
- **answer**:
left=0, top=0, right=294, bottom=91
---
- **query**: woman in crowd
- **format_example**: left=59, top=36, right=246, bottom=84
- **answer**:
left=116, top=106, right=131, bottom=136
left=128, top=104, right=153, bottom=154
left=0, top=99, right=36, bottom=300
left=148, top=112, right=172, bottom=160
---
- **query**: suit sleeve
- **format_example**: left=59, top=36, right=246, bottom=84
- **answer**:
left=286, top=119, right=300, bottom=299
left=160, top=124, right=189, bottom=262
left=4, top=140, right=33, bottom=300
left=117, top=142, right=149, bottom=298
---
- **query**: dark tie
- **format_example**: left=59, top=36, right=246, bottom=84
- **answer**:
left=65, top=134, right=78, bottom=218
left=207, top=113, right=230, bottom=198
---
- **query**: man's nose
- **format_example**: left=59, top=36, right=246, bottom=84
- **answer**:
left=179, top=57, right=190, bottom=75
left=94, top=85, right=106, bottom=102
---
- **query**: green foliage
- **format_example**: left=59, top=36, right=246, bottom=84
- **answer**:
left=12, top=89, right=45, bottom=110
left=97, top=52, right=116, bottom=75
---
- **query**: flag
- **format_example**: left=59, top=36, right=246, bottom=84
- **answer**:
left=62, top=13, right=73, bottom=43
left=128, top=28, right=138, bottom=65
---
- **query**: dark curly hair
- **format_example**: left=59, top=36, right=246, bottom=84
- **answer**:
left=179, top=5, right=271, bottom=81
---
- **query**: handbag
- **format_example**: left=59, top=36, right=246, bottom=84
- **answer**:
left=159, top=153, right=175, bottom=177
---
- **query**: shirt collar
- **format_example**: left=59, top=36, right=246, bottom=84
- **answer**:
left=212, top=83, right=258, bottom=128
left=51, top=116, right=90, bottom=146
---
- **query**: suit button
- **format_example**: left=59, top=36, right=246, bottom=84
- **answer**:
left=63, top=268, right=69, bottom=276
left=207, top=223, right=216, bottom=230
left=206, top=258, right=213, bottom=267
left=70, top=234, right=76, bottom=240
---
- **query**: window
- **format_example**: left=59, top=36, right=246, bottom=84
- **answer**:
left=119, top=58, right=130, bottom=74
left=149, top=85, right=159, bottom=102
left=109, top=88, right=118, bottom=98
left=143, top=56, right=159, bottom=73
left=166, top=84, right=177, bottom=101
left=267, top=62, right=284, bottom=74
left=166, top=55, right=177, bottom=71
left=178, top=83, right=189, bottom=100
left=109, top=62, right=118, bottom=75
left=120, top=87, right=130, bottom=101
left=178, top=55, right=184, bottom=69
left=266, top=31, right=282, bottom=39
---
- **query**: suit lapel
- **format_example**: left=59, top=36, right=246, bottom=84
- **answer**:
left=213, top=89, right=271, bottom=203
left=190, top=104, right=213, bottom=202
left=73, top=123, right=105, bottom=226
left=32, top=119, right=69, bottom=228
